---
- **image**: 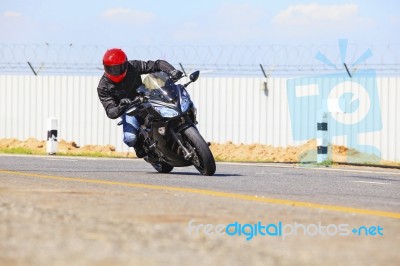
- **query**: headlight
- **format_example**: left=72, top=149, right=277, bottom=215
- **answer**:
left=180, top=89, right=191, bottom=112
left=154, top=106, right=179, bottom=117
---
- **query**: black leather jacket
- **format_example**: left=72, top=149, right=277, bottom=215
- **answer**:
left=97, top=60, right=175, bottom=119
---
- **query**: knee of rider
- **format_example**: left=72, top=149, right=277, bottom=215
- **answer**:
left=123, top=133, right=137, bottom=147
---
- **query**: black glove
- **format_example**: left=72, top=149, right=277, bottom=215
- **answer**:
left=119, top=98, right=132, bottom=107
left=170, top=69, right=183, bottom=81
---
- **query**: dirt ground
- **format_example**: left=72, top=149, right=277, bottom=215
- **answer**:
left=0, top=138, right=398, bottom=166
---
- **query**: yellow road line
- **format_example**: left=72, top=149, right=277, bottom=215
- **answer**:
left=1, top=169, right=400, bottom=219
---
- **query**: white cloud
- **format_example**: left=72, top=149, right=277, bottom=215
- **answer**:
left=101, top=8, right=155, bottom=24
left=273, top=3, right=374, bottom=33
left=0, top=11, right=41, bottom=43
left=275, top=3, right=358, bottom=24
left=172, top=3, right=267, bottom=44
left=3, top=11, right=22, bottom=18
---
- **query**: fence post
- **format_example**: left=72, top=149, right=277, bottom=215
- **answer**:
left=317, top=112, right=328, bottom=163
left=47, top=117, right=58, bottom=155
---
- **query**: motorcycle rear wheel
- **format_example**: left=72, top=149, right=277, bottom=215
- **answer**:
left=151, top=162, right=174, bottom=173
left=182, top=126, right=216, bottom=176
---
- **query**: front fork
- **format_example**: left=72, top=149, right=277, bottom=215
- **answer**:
left=169, top=128, right=193, bottom=160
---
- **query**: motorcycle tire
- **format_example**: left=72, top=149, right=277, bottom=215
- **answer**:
left=151, top=162, right=174, bottom=173
left=182, top=126, right=216, bottom=176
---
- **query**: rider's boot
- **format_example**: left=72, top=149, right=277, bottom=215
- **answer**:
left=133, top=139, right=147, bottom=158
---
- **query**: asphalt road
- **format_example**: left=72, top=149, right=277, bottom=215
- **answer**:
left=1, top=154, right=399, bottom=265
left=1, top=155, right=399, bottom=212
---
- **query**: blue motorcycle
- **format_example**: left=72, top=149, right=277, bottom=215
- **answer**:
left=126, top=71, right=216, bottom=176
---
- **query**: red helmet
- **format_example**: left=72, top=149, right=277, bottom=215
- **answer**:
left=103, top=48, right=128, bottom=83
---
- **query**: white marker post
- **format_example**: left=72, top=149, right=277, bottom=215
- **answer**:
left=317, top=112, right=328, bottom=163
left=47, top=117, right=58, bottom=155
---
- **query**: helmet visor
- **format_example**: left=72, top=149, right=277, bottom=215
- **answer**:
left=104, top=61, right=128, bottom=76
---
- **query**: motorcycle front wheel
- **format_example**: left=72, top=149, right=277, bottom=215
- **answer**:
left=182, top=126, right=216, bottom=176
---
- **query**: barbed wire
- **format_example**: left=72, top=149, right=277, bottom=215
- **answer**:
left=0, top=43, right=399, bottom=76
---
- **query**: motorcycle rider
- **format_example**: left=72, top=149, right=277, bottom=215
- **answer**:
left=97, top=48, right=183, bottom=158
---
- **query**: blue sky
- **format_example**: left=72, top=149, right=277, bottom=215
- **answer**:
left=1, top=0, right=399, bottom=46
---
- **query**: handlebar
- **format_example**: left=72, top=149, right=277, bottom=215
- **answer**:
left=131, top=97, right=142, bottom=106
left=124, top=96, right=145, bottom=117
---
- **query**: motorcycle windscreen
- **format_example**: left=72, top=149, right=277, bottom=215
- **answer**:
left=142, top=72, right=168, bottom=90
left=159, top=84, right=179, bottom=101
left=143, top=72, right=179, bottom=101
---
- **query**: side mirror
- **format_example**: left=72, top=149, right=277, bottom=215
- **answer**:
left=189, top=71, right=200, bottom=82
